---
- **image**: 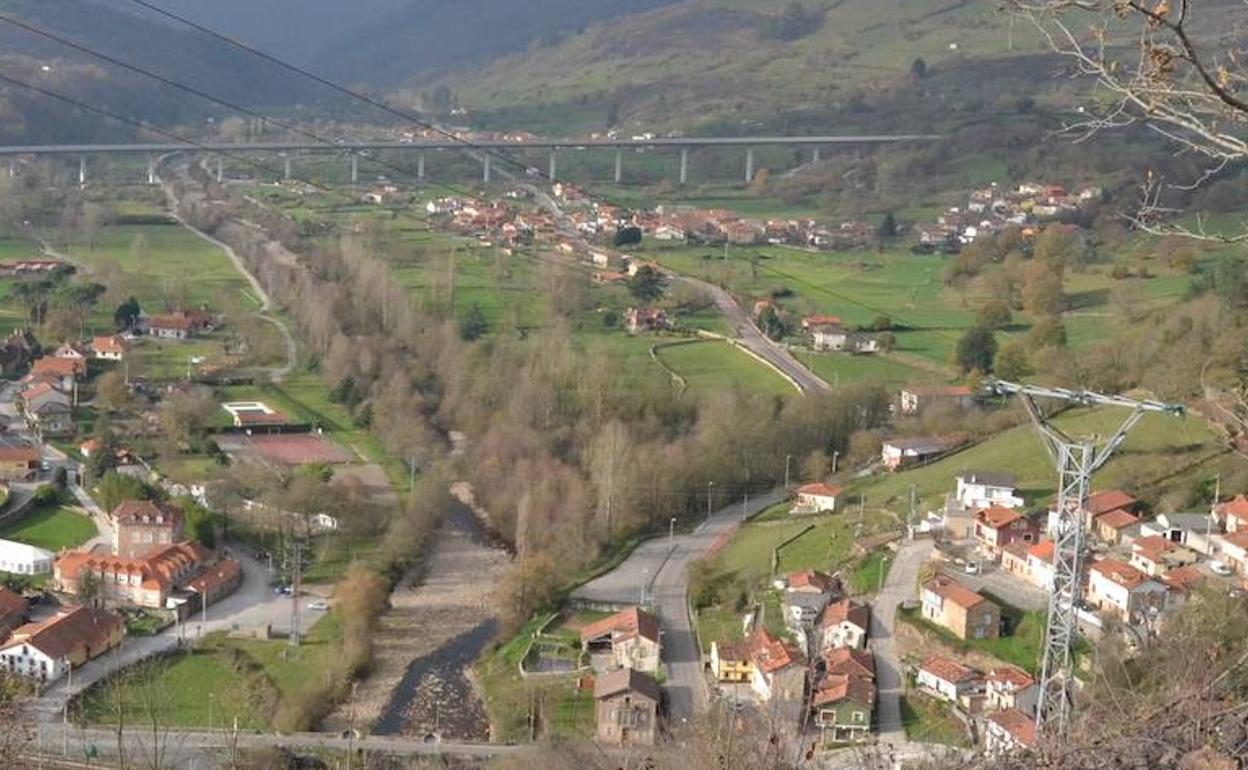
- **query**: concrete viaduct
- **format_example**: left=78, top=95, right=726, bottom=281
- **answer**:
left=0, top=134, right=940, bottom=186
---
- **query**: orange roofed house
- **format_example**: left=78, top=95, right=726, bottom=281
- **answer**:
left=580, top=607, right=661, bottom=674
left=0, top=605, right=123, bottom=684
left=743, top=627, right=806, bottom=715
left=791, top=482, right=842, bottom=514
left=54, top=541, right=214, bottom=609
left=1085, top=557, right=1168, bottom=622
left=921, top=574, right=1000, bottom=640
left=974, top=506, right=1039, bottom=559
left=91, top=334, right=129, bottom=361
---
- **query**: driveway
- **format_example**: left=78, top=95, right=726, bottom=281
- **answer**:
left=956, top=565, right=1050, bottom=612
left=871, top=537, right=934, bottom=746
left=31, top=552, right=327, bottom=721
left=573, top=488, right=786, bottom=723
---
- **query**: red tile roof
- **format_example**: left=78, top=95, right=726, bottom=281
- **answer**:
left=1, top=605, right=122, bottom=660
left=822, top=647, right=874, bottom=679
left=925, top=574, right=991, bottom=610
left=0, top=444, right=39, bottom=463
left=1027, top=539, right=1055, bottom=563
left=184, top=558, right=241, bottom=595
left=787, top=569, right=835, bottom=593
left=1089, top=558, right=1148, bottom=590
left=811, top=673, right=876, bottom=708
left=1087, top=490, right=1138, bottom=517
left=579, top=606, right=660, bottom=646
left=744, top=627, right=803, bottom=673
left=1223, top=530, right=1248, bottom=550
left=920, top=654, right=977, bottom=684
left=987, top=665, right=1035, bottom=691
left=1218, top=494, right=1248, bottom=524
left=0, top=587, right=27, bottom=622
left=988, top=708, right=1037, bottom=747
left=56, top=541, right=210, bottom=592
left=91, top=335, right=128, bottom=355
left=1161, top=564, right=1206, bottom=592
left=796, top=482, right=842, bottom=498
left=819, top=598, right=870, bottom=632
left=31, top=356, right=83, bottom=378
left=976, top=506, right=1024, bottom=530
left=1096, top=509, right=1140, bottom=531
left=111, top=500, right=181, bottom=527
left=904, top=385, right=973, bottom=397
left=593, top=667, right=661, bottom=702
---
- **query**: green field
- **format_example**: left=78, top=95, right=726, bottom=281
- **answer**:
left=853, top=405, right=1227, bottom=513
left=693, top=503, right=897, bottom=645
left=901, top=692, right=971, bottom=747
left=656, top=340, right=794, bottom=397
left=899, top=600, right=1046, bottom=675
left=80, top=615, right=341, bottom=730
left=0, top=504, right=97, bottom=552
left=794, top=349, right=937, bottom=388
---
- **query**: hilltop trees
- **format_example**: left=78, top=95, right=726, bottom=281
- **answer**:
left=954, top=326, right=997, bottom=374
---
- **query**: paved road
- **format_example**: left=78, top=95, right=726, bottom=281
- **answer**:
left=667, top=272, right=831, bottom=394
left=31, top=552, right=327, bottom=721
left=957, top=564, right=1049, bottom=612
left=574, top=488, right=786, bottom=722
left=870, top=537, right=934, bottom=746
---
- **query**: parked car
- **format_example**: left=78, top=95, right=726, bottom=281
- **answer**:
left=307, top=600, right=329, bottom=611
left=1211, top=561, right=1233, bottom=576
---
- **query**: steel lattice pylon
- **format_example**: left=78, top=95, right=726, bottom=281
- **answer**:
left=986, top=380, right=1183, bottom=736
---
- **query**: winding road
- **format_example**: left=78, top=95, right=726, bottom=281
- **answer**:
left=574, top=489, right=786, bottom=722
left=871, top=537, right=934, bottom=745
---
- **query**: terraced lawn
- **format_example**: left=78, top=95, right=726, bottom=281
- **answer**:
left=0, top=504, right=97, bottom=552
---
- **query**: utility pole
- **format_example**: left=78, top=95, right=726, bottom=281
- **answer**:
left=290, top=540, right=302, bottom=646
left=985, top=379, right=1183, bottom=736
left=706, top=481, right=714, bottom=522
left=784, top=454, right=793, bottom=489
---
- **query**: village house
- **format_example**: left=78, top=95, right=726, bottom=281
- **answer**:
left=593, top=668, right=661, bottom=746
left=1025, top=539, right=1055, bottom=589
left=147, top=310, right=213, bottom=340
left=91, top=334, right=129, bottom=361
left=111, top=500, right=185, bottom=559
left=811, top=325, right=878, bottom=354
left=20, top=382, right=73, bottom=437
left=1213, top=530, right=1248, bottom=576
left=921, top=574, right=1001, bottom=640
left=985, top=666, right=1038, bottom=716
left=1139, top=512, right=1219, bottom=555
left=881, top=436, right=962, bottom=472
left=1000, top=542, right=1033, bottom=583
left=1129, top=535, right=1199, bottom=577
left=817, top=598, right=870, bottom=652
left=1093, top=509, right=1142, bottom=547
left=955, top=471, right=1024, bottom=510
left=791, top=482, right=842, bottom=515
left=801, top=314, right=843, bottom=331
left=1216, top=495, right=1248, bottom=533
left=0, top=442, right=39, bottom=481
left=1077, top=489, right=1141, bottom=533
left=625, top=308, right=669, bottom=335
left=221, top=401, right=288, bottom=429
left=1160, top=564, right=1207, bottom=606
left=579, top=606, right=661, bottom=675
left=811, top=648, right=876, bottom=743
left=54, top=541, right=215, bottom=609
left=984, top=708, right=1037, bottom=756
left=0, top=538, right=54, bottom=576
left=0, top=588, right=25, bottom=638
left=898, top=385, right=974, bottom=415
left=1085, top=558, right=1168, bottom=623
left=31, top=356, right=84, bottom=388
left=709, top=640, right=753, bottom=684
left=917, top=654, right=981, bottom=703
left=744, top=627, right=806, bottom=711
left=184, top=558, right=244, bottom=607
left=0, top=605, right=124, bottom=684
left=974, top=506, right=1039, bottom=559
left=783, top=569, right=837, bottom=627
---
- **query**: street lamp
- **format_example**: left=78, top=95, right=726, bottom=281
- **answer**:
left=832, top=450, right=840, bottom=475
left=706, top=481, right=715, bottom=521
left=784, top=454, right=793, bottom=489
left=669, top=517, right=677, bottom=550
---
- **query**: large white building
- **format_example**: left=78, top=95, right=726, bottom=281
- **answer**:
left=954, top=471, right=1024, bottom=510
left=0, top=538, right=54, bottom=575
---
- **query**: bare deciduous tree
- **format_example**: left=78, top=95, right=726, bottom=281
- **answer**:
left=1011, top=0, right=1248, bottom=240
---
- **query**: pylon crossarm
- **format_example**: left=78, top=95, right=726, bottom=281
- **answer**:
left=1090, top=408, right=1146, bottom=473
left=1019, top=393, right=1071, bottom=458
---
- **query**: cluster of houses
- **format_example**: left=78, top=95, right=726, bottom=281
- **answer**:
left=0, top=498, right=240, bottom=686
left=635, top=205, right=875, bottom=251
left=706, top=569, right=876, bottom=745
left=914, top=182, right=1101, bottom=251
left=900, top=461, right=1248, bottom=756
left=577, top=606, right=664, bottom=746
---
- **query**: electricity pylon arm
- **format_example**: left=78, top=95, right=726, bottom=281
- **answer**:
left=982, top=378, right=1185, bottom=736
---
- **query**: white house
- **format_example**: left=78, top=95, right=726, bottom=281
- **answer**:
left=1025, top=540, right=1055, bottom=590
left=0, top=606, right=124, bottom=684
left=916, top=655, right=980, bottom=703
left=0, top=538, right=54, bottom=575
left=955, top=471, right=1024, bottom=510
left=791, top=483, right=842, bottom=515
left=1139, top=512, right=1219, bottom=555
left=1085, top=558, right=1168, bottom=622
left=1214, top=530, right=1248, bottom=576
left=985, top=666, right=1038, bottom=716
left=817, top=598, right=870, bottom=652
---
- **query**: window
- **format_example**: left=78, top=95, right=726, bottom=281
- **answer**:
left=852, top=710, right=865, bottom=723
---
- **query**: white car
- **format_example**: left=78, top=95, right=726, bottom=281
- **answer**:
left=964, top=561, right=981, bottom=575
left=307, top=600, right=329, bottom=611
left=1210, top=561, right=1233, bottom=577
